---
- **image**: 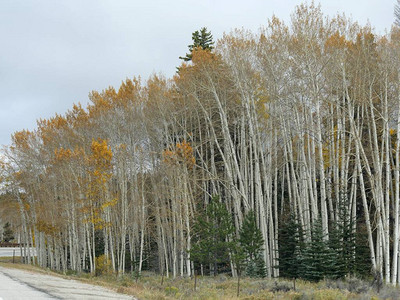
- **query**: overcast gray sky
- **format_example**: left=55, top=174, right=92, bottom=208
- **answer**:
left=0, top=0, right=395, bottom=146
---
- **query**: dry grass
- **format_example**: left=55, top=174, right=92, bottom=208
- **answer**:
left=1, top=258, right=400, bottom=300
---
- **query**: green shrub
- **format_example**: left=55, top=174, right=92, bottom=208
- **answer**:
left=65, top=269, right=78, bottom=276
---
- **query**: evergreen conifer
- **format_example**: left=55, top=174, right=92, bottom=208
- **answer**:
left=2, top=222, right=14, bottom=243
left=329, top=193, right=356, bottom=278
left=179, top=27, right=214, bottom=62
left=191, top=195, right=235, bottom=275
left=301, top=219, right=338, bottom=281
left=277, top=214, right=304, bottom=279
left=239, top=210, right=266, bottom=278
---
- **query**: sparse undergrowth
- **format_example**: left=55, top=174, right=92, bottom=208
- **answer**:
left=1, top=258, right=400, bottom=299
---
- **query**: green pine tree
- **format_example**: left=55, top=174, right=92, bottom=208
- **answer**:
left=277, top=214, right=304, bottom=279
left=3, top=222, right=14, bottom=243
left=301, top=219, right=338, bottom=281
left=253, top=253, right=267, bottom=278
left=328, top=193, right=356, bottom=278
left=179, top=27, right=214, bottom=62
left=239, top=210, right=266, bottom=278
left=354, top=222, right=372, bottom=278
left=190, top=195, right=235, bottom=275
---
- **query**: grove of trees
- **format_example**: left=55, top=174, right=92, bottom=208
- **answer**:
left=2, top=2, right=400, bottom=285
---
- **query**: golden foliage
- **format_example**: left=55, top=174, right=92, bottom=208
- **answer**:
left=324, top=31, right=351, bottom=51
left=80, top=138, right=116, bottom=228
left=11, top=130, right=33, bottom=150
left=89, top=138, right=113, bottom=172
left=54, top=147, right=72, bottom=160
left=66, top=103, right=89, bottom=128
left=53, top=146, right=85, bottom=165
left=163, top=140, right=196, bottom=168
left=95, top=254, right=113, bottom=275
left=101, top=197, right=118, bottom=210
left=36, top=219, right=58, bottom=236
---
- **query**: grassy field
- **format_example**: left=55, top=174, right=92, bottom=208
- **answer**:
left=1, top=257, right=400, bottom=299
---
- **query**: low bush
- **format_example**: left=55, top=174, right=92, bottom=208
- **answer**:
left=95, top=254, right=112, bottom=276
left=165, top=285, right=179, bottom=296
left=325, top=276, right=370, bottom=294
left=270, top=281, right=291, bottom=293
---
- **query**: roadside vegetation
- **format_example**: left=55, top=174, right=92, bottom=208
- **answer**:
left=1, top=257, right=400, bottom=300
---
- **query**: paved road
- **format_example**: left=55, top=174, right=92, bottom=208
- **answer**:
left=0, top=248, right=36, bottom=257
left=0, top=269, right=53, bottom=299
left=0, top=266, right=135, bottom=300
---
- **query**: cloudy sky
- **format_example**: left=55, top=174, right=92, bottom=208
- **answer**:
left=0, top=0, right=396, bottom=146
